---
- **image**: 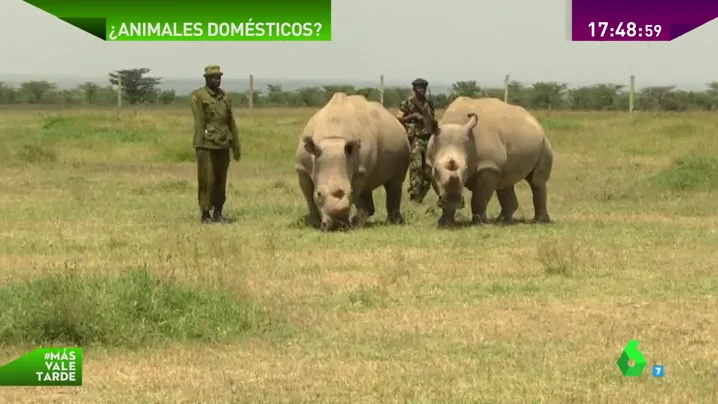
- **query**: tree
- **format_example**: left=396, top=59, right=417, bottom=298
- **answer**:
left=296, top=87, right=327, bottom=106
left=158, top=90, right=176, bottom=105
left=431, top=93, right=450, bottom=108
left=7, top=74, right=718, bottom=111
left=108, top=68, right=162, bottom=104
left=451, top=80, right=483, bottom=98
left=19, top=81, right=56, bottom=104
left=265, top=84, right=285, bottom=105
left=637, top=86, right=676, bottom=111
left=323, top=85, right=356, bottom=98
left=530, top=82, right=567, bottom=109
left=78, top=82, right=99, bottom=104
left=704, top=82, right=718, bottom=110
left=0, top=82, right=16, bottom=104
left=568, top=84, right=624, bottom=110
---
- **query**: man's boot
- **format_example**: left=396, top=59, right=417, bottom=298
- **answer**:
left=212, top=206, right=229, bottom=223
left=201, top=210, right=213, bottom=224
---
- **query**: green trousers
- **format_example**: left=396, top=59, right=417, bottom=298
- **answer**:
left=195, top=148, right=230, bottom=212
left=408, top=137, right=432, bottom=202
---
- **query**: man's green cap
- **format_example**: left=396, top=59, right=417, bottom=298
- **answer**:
left=203, top=65, right=223, bottom=77
left=411, top=78, right=428, bottom=87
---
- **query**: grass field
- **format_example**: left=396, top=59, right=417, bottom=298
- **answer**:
left=0, top=105, right=717, bottom=403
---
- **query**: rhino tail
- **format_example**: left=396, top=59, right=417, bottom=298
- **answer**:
left=527, top=137, right=553, bottom=184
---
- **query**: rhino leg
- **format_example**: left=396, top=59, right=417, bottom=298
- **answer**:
left=297, top=170, right=320, bottom=227
left=528, top=182, right=551, bottom=223
left=469, top=169, right=499, bottom=225
left=526, top=141, right=553, bottom=223
left=384, top=178, right=405, bottom=225
left=351, top=191, right=375, bottom=228
left=495, top=186, right=518, bottom=224
left=357, top=191, right=376, bottom=216
left=437, top=208, right=457, bottom=228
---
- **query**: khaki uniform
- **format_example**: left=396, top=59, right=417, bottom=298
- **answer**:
left=190, top=66, right=241, bottom=220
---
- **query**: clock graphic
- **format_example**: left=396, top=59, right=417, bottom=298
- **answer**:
left=581, top=22, right=665, bottom=41
left=608, top=25, right=645, bottom=37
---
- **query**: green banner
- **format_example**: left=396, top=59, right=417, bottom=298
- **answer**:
left=0, top=347, right=83, bottom=386
left=24, top=0, right=332, bottom=41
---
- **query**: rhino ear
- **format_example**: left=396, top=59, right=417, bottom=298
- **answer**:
left=464, top=113, right=478, bottom=136
left=344, top=139, right=360, bottom=156
left=303, top=136, right=320, bottom=156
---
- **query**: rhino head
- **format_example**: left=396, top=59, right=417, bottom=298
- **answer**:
left=303, top=136, right=362, bottom=231
left=430, top=113, right=478, bottom=210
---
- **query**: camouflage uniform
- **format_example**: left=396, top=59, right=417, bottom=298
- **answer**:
left=190, top=65, right=241, bottom=223
left=396, top=89, right=436, bottom=203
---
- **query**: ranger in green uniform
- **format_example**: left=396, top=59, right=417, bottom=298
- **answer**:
left=190, top=65, right=241, bottom=224
left=395, top=78, right=438, bottom=204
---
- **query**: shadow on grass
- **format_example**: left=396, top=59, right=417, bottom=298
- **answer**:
left=492, top=217, right=547, bottom=226
left=354, top=220, right=400, bottom=229
left=437, top=217, right=553, bottom=230
left=289, top=212, right=553, bottom=231
left=0, top=269, right=289, bottom=347
left=207, top=216, right=239, bottom=225
left=287, top=214, right=403, bottom=231
left=174, top=211, right=241, bottom=225
left=288, top=215, right=317, bottom=230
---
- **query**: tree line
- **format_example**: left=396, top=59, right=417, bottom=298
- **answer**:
left=2, top=68, right=718, bottom=111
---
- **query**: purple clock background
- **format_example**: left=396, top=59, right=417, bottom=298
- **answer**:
left=572, top=0, right=718, bottom=41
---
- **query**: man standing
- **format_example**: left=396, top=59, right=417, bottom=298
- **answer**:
left=396, top=78, right=437, bottom=204
left=190, top=65, right=241, bottom=224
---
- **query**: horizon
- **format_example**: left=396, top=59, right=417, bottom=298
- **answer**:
left=0, top=73, right=713, bottom=95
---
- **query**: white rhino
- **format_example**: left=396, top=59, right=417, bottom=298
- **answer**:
left=426, top=96, right=553, bottom=227
left=295, top=93, right=411, bottom=230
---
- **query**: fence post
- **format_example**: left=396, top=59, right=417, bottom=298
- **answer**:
left=379, top=74, right=384, bottom=105
left=629, top=75, right=635, bottom=113
left=248, top=74, right=254, bottom=109
left=503, top=74, right=510, bottom=103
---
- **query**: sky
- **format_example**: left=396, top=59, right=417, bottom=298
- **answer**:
left=1, top=0, right=717, bottom=88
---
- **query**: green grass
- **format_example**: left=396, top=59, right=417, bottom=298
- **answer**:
left=0, top=269, right=282, bottom=347
left=651, top=156, right=718, bottom=191
left=0, top=106, right=717, bottom=403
